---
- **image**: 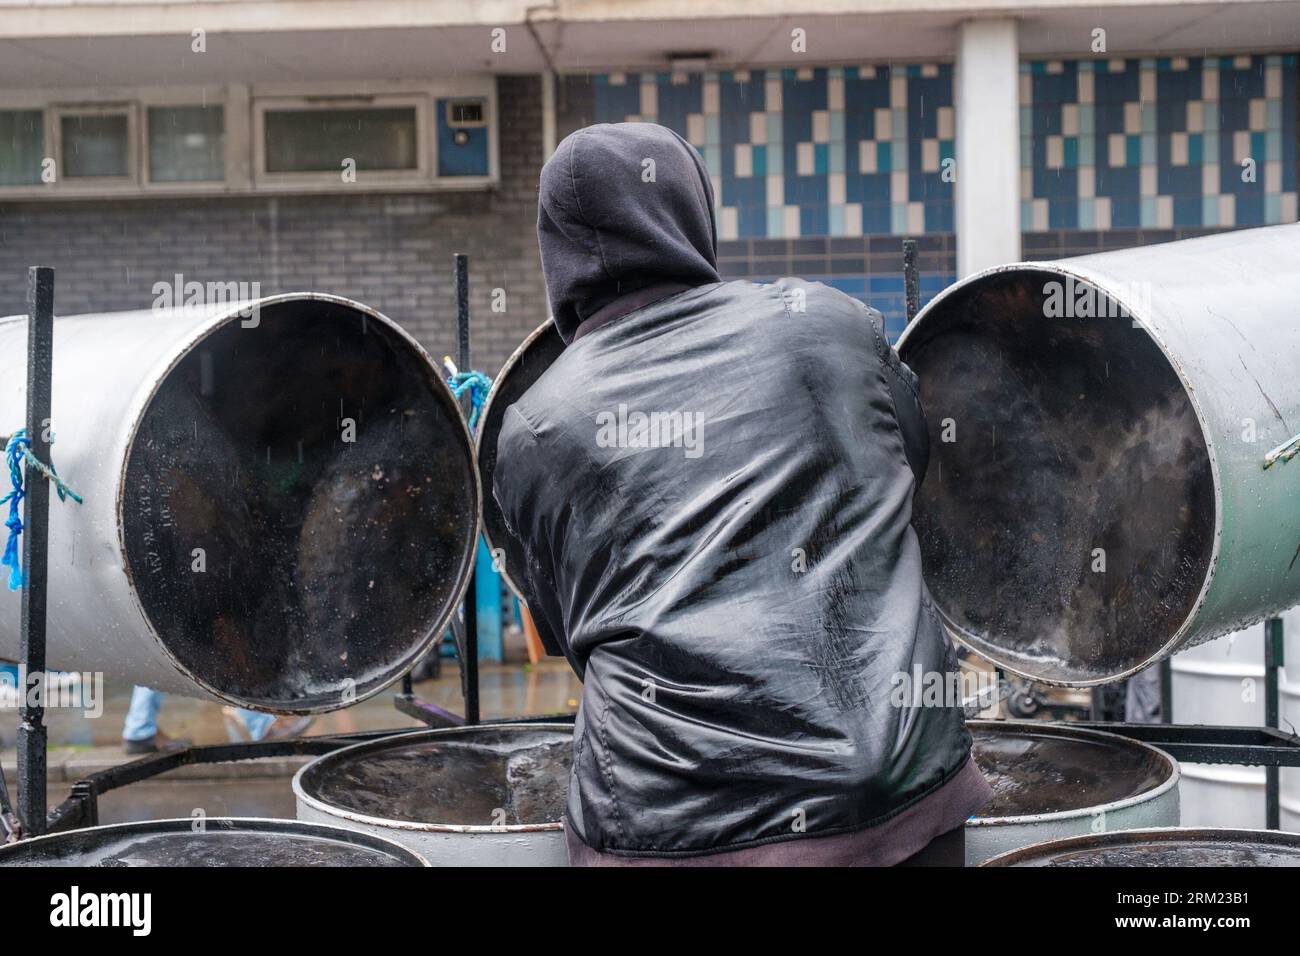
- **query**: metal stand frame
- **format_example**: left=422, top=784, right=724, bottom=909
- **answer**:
left=7, top=249, right=1300, bottom=841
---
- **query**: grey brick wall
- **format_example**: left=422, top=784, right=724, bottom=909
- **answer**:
left=0, top=75, right=547, bottom=375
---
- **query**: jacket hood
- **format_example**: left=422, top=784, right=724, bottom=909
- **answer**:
left=538, top=122, right=720, bottom=343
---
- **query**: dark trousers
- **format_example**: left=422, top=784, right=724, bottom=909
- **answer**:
left=898, top=826, right=966, bottom=866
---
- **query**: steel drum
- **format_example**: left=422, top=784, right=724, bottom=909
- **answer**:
left=967, top=720, right=1180, bottom=865
left=899, top=223, right=1300, bottom=685
left=982, top=827, right=1300, bottom=867
left=0, top=294, right=479, bottom=713
left=0, top=817, right=428, bottom=866
left=476, top=319, right=564, bottom=652
left=476, top=319, right=564, bottom=598
left=294, top=723, right=572, bottom=866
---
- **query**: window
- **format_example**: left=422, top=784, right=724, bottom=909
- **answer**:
left=263, top=104, right=419, bottom=174
left=447, top=101, right=485, bottom=127
left=0, top=110, right=44, bottom=186
left=148, top=106, right=224, bottom=183
left=56, top=106, right=135, bottom=181
left=0, top=83, right=493, bottom=194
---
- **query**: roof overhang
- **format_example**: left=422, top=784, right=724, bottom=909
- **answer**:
left=1, top=0, right=1297, bottom=88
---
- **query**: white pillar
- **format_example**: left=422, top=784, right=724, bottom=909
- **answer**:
left=955, top=19, right=1022, bottom=277
left=541, top=71, right=557, bottom=159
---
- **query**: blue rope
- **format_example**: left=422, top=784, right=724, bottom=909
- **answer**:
left=448, top=370, right=493, bottom=431
left=1, top=429, right=83, bottom=591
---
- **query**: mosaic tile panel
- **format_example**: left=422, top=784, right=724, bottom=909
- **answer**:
left=590, top=65, right=955, bottom=239
left=1020, top=54, right=1298, bottom=229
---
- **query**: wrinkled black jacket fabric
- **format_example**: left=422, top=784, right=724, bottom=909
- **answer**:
left=494, top=123, right=971, bottom=855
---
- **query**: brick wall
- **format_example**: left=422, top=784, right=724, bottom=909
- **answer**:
left=0, top=75, right=547, bottom=375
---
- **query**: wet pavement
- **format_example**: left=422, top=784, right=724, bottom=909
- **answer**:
left=4, top=658, right=582, bottom=824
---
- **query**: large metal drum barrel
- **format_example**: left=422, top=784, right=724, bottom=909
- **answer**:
left=294, top=723, right=572, bottom=865
left=898, top=223, right=1300, bottom=685
left=0, top=294, right=479, bottom=712
left=982, top=827, right=1300, bottom=866
left=476, top=319, right=564, bottom=653
left=967, top=720, right=1180, bottom=865
left=477, top=319, right=564, bottom=599
left=0, top=817, right=428, bottom=866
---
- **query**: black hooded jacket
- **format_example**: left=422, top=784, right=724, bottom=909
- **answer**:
left=494, top=122, right=979, bottom=857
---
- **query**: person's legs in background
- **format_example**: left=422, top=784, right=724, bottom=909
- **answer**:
left=237, top=709, right=277, bottom=741
left=121, top=685, right=163, bottom=743
left=222, top=707, right=314, bottom=742
left=121, top=686, right=191, bottom=754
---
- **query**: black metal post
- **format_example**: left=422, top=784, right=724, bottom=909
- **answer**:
left=1159, top=657, right=1173, bottom=723
left=1265, top=616, right=1283, bottom=829
left=902, top=239, right=920, bottom=324
left=18, top=266, right=54, bottom=837
left=455, top=253, right=480, bottom=725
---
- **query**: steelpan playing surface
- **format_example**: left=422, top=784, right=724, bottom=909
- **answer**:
left=296, top=725, right=572, bottom=827
left=0, top=818, right=426, bottom=867
left=899, top=270, right=1215, bottom=684
left=982, top=828, right=1300, bottom=866
left=120, top=297, right=479, bottom=711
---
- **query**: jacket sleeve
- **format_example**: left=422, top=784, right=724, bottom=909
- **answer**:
left=854, top=299, right=930, bottom=487
left=491, top=405, right=575, bottom=668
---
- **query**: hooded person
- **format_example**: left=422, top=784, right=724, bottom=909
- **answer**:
left=494, top=122, right=990, bottom=866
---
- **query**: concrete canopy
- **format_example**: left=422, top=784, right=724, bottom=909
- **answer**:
left=1, top=0, right=1298, bottom=87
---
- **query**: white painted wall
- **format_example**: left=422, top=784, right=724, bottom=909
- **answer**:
left=955, top=18, right=1022, bottom=277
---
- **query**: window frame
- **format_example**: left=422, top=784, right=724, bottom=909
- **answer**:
left=0, top=79, right=497, bottom=199
left=445, top=99, right=489, bottom=129
left=140, top=95, right=229, bottom=191
left=0, top=103, right=51, bottom=190
left=51, top=102, right=139, bottom=190
left=252, top=93, right=430, bottom=189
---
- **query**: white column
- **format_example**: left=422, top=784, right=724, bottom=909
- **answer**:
left=541, top=71, right=558, bottom=159
left=955, top=19, right=1022, bottom=277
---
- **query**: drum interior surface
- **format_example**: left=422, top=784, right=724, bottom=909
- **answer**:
left=301, top=727, right=573, bottom=827
left=989, top=831, right=1300, bottom=867
left=902, top=269, right=1215, bottom=684
left=972, top=724, right=1172, bottom=818
left=122, top=298, right=478, bottom=711
left=0, top=824, right=421, bottom=867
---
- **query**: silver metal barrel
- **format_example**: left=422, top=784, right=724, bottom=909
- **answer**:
left=981, top=827, right=1300, bottom=867
left=967, top=720, right=1180, bottom=865
left=898, top=223, right=1300, bottom=685
left=0, top=294, right=479, bottom=713
left=476, top=318, right=564, bottom=599
left=294, top=723, right=572, bottom=866
left=0, top=817, right=428, bottom=866
left=476, top=319, right=564, bottom=653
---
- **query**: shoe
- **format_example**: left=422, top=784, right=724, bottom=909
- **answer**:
left=122, top=732, right=192, bottom=755
left=222, top=705, right=250, bottom=743
left=263, top=715, right=317, bottom=740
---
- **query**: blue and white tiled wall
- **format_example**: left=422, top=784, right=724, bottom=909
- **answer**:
left=1021, top=55, right=1298, bottom=230
left=560, top=53, right=1298, bottom=331
left=587, top=65, right=954, bottom=240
